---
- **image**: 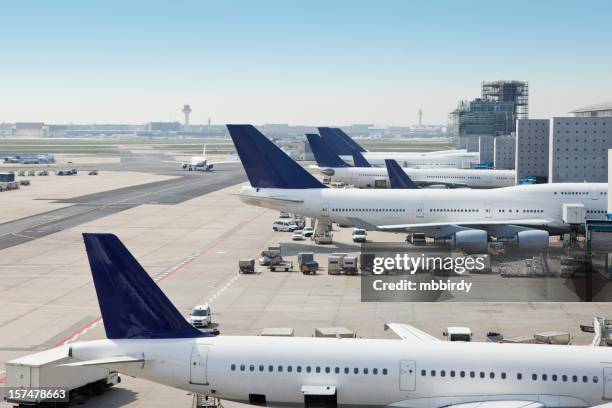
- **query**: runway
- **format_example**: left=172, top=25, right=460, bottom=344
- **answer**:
left=0, top=154, right=246, bottom=250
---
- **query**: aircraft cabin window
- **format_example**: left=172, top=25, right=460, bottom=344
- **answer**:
left=278, top=365, right=283, bottom=372
left=517, top=373, right=522, bottom=380
left=268, top=365, right=273, bottom=372
left=287, top=366, right=292, bottom=373
left=364, top=368, right=369, bottom=375
left=450, top=370, right=456, bottom=377
left=532, top=374, right=537, bottom=380
left=259, top=365, right=264, bottom=372
left=572, top=375, right=577, bottom=382
left=480, top=372, right=485, bottom=379
left=355, top=368, right=360, bottom=374
left=316, top=367, right=321, bottom=373
left=594, top=376, right=599, bottom=383
left=421, top=369, right=426, bottom=376
left=460, top=371, right=465, bottom=378
left=470, top=371, right=475, bottom=378
left=325, top=367, right=330, bottom=373
left=373, top=368, right=379, bottom=375
left=501, top=372, right=506, bottom=379
left=562, top=375, right=567, bottom=382
left=306, top=366, right=311, bottom=373
left=489, top=372, right=495, bottom=379
left=552, top=374, right=557, bottom=381
left=240, top=364, right=245, bottom=371
left=231, top=364, right=236, bottom=371
left=542, top=374, right=547, bottom=381
left=441, top=370, right=446, bottom=377
left=583, top=376, right=588, bottom=383
left=297, top=366, right=302, bottom=373
left=335, top=367, right=340, bottom=374
left=430, top=370, right=435, bottom=377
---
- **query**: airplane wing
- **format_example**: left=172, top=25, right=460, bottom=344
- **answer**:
left=444, top=401, right=544, bottom=408
left=384, top=323, right=441, bottom=342
left=378, top=219, right=555, bottom=232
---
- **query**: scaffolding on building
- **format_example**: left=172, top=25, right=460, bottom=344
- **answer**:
left=481, top=80, right=529, bottom=120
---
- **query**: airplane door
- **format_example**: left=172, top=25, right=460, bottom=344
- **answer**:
left=190, top=345, right=209, bottom=385
left=399, top=360, right=416, bottom=391
left=590, top=187, right=600, bottom=201
left=484, top=206, right=493, bottom=218
left=321, top=203, right=329, bottom=218
left=604, top=367, right=612, bottom=399
left=416, top=204, right=424, bottom=218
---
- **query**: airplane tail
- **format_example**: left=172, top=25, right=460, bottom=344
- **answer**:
left=227, top=125, right=326, bottom=189
left=83, top=233, right=209, bottom=339
left=306, top=134, right=350, bottom=168
left=332, top=128, right=367, bottom=153
left=318, top=127, right=355, bottom=156
left=385, top=159, right=419, bottom=189
left=351, top=149, right=372, bottom=168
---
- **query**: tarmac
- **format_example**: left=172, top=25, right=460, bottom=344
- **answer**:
left=1, top=150, right=612, bottom=407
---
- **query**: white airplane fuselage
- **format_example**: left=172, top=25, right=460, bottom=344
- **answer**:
left=239, top=183, right=608, bottom=235
left=340, top=151, right=480, bottom=169
left=316, top=167, right=516, bottom=189
left=71, top=336, right=612, bottom=408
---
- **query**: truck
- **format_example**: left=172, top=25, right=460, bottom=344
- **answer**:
left=442, top=327, right=473, bottom=342
left=4, top=345, right=119, bottom=406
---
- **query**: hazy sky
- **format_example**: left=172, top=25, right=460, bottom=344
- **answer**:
left=1, top=0, right=611, bottom=126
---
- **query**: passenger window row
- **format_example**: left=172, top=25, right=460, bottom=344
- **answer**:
left=230, top=364, right=389, bottom=376
left=430, top=208, right=479, bottom=213
left=420, top=369, right=598, bottom=384
left=333, top=208, right=405, bottom=213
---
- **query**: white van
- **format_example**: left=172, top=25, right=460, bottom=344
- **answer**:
left=272, top=219, right=299, bottom=232
left=189, top=304, right=211, bottom=328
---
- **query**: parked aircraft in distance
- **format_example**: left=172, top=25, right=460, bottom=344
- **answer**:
left=318, top=127, right=480, bottom=169
left=67, top=232, right=612, bottom=408
left=307, top=134, right=515, bottom=189
left=228, top=125, right=607, bottom=253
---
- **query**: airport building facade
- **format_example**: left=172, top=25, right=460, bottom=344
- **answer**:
left=516, top=119, right=550, bottom=182
left=494, top=135, right=516, bottom=170
left=549, top=117, right=612, bottom=183
left=478, top=135, right=495, bottom=164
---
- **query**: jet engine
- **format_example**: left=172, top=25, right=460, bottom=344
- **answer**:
left=515, top=230, right=549, bottom=251
left=182, top=163, right=188, bottom=169
left=452, top=229, right=488, bottom=253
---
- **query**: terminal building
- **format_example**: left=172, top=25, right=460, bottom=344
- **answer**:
left=516, top=119, right=550, bottom=182
left=478, top=135, right=495, bottom=164
left=494, top=135, right=516, bottom=169
left=549, top=116, right=612, bottom=183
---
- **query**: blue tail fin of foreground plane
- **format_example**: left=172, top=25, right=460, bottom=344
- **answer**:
left=83, top=233, right=209, bottom=339
left=306, top=134, right=350, bottom=168
left=318, top=127, right=355, bottom=156
left=332, top=128, right=367, bottom=153
left=351, top=149, right=372, bottom=168
left=227, top=125, right=326, bottom=189
left=385, top=159, right=419, bottom=189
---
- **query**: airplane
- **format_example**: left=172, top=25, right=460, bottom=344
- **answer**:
left=67, top=232, right=612, bottom=408
left=307, top=134, right=516, bottom=189
left=228, top=125, right=608, bottom=253
left=180, top=145, right=214, bottom=171
left=318, top=127, right=481, bottom=168
left=385, top=159, right=419, bottom=189
left=171, top=145, right=237, bottom=172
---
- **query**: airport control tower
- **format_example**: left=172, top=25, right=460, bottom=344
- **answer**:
left=182, top=104, right=192, bottom=126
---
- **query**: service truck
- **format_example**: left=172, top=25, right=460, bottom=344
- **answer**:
left=4, top=345, right=119, bottom=406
